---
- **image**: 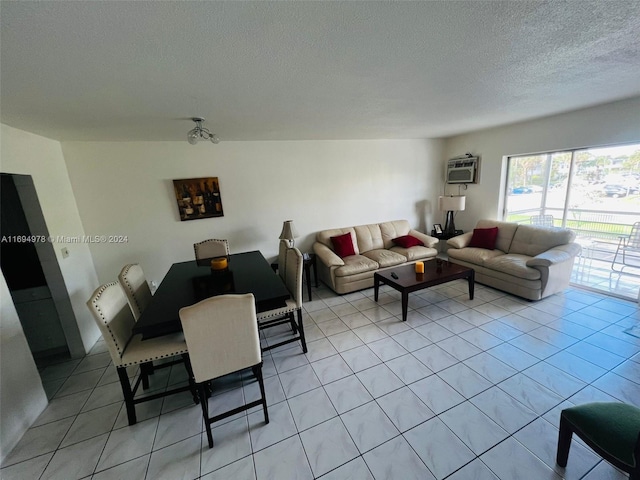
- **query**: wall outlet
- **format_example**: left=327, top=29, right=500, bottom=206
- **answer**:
left=61, top=247, right=69, bottom=258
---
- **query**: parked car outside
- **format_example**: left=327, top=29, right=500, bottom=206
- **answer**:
left=602, top=184, right=629, bottom=197
left=512, top=186, right=533, bottom=194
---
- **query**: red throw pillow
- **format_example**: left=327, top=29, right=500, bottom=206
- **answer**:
left=468, top=227, right=499, bottom=250
left=392, top=235, right=424, bottom=248
left=330, top=232, right=356, bottom=258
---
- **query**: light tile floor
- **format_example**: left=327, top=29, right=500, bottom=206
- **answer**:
left=571, top=248, right=640, bottom=300
left=2, top=281, right=639, bottom=480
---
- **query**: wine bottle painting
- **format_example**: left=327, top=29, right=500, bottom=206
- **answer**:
left=173, top=177, right=224, bottom=221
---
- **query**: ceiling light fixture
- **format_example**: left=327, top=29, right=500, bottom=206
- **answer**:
left=187, top=117, right=220, bottom=145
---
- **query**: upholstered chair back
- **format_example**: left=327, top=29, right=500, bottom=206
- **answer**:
left=87, top=282, right=136, bottom=367
left=278, top=240, right=288, bottom=282
left=194, top=239, right=230, bottom=263
left=179, top=294, right=260, bottom=383
left=118, top=264, right=152, bottom=321
left=285, top=247, right=303, bottom=308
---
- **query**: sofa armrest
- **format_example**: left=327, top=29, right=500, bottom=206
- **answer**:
left=408, top=229, right=439, bottom=248
left=447, top=232, right=473, bottom=249
left=313, top=242, right=345, bottom=267
left=526, top=243, right=582, bottom=267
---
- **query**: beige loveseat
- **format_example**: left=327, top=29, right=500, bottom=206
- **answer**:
left=313, top=220, right=439, bottom=294
left=446, top=219, right=581, bottom=300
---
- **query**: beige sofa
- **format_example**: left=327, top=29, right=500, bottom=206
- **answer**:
left=313, top=220, right=439, bottom=294
left=446, top=219, right=581, bottom=300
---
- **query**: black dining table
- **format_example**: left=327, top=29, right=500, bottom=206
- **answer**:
left=133, top=250, right=290, bottom=339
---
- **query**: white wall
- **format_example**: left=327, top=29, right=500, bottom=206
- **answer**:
left=0, top=272, right=48, bottom=463
left=444, top=96, right=640, bottom=231
left=1, top=125, right=101, bottom=353
left=0, top=125, right=102, bottom=460
left=62, top=139, right=444, bottom=285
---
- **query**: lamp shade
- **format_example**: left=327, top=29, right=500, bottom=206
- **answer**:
left=438, top=195, right=466, bottom=212
left=279, top=220, right=299, bottom=241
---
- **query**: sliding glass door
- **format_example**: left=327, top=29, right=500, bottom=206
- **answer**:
left=504, top=143, right=640, bottom=301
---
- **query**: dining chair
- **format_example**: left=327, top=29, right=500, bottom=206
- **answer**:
left=269, top=240, right=289, bottom=283
left=179, top=293, right=269, bottom=448
left=556, top=402, right=640, bottom=479
left=118, top=263, right=152, bottom=321
left=87, top=282, right=198, bottom=426
left=194, top=238, right=229, bottom=266
left=257, top=247, right=307, bottom=353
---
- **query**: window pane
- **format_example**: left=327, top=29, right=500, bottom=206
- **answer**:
left=504, top=143, right=640, bottom=300
left=541, top=152, right=571, bottom=225
left=505, top=154, right=548, bottom=223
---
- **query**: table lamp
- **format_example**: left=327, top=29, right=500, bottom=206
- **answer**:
left=279, top=220, right=299, bottom=247
left=438, top=195, right=466, bottom=235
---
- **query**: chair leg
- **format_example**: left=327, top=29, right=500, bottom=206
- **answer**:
left=252, top=363, right=269, bottom=424
left=117, top=366, right=137, bottom=426
left=296, top=308, right=307, bottom=354
left=205, top=380, right=213, bottom=398
left=140, top=362, right=152, bottom=390
left=556, top=415, right=573, bottom=467
left=199, top=383, right=214, bottom=448
left=182, top=354, right=199, bottom=405
left=289, top=312, right=298, bottom=334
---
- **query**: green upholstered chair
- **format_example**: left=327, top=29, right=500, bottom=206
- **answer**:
left=556, top=402, right=640, bottom=479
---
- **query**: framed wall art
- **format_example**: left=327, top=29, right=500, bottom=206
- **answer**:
left=173, top=177, right=224, bottom=221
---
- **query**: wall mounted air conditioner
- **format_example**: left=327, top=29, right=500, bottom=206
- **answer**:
left=446, top=154, right=479, bottom=184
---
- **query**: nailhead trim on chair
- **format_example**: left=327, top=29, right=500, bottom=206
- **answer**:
left=257, top=305, right=297, bottom=320
left=119, top=349, right=189, bottom=367
left=292, top=253, right=302, bottom=306
left=120, top=264, right=144, bottom=318
left=91, top=282, right=126, bottom=357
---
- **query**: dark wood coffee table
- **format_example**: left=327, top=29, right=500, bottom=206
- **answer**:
left=374, top=259, right=474, bottom=322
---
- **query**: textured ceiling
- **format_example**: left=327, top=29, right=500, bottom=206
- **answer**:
left=1, top=1, right=639, bottom=142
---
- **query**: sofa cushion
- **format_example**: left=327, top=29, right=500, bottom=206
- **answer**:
left=447, top=247, right=506, bottom=265
left=484, top=254, right=542, bottom=280
left=331, top=232, right=356, bottom=258
left=334, top=255, right=379, bottom=277
left=390, top=245, right=438, bottom=261
left=380, top=220, right=412, bottom=249
left=317, top=227, right=360, bottom=255
left=362, top=249, right=407, bottom=268
left=469, top=227, right=499, bottom=250
left=475, top=220, right=519, bottom=253
left=509, top=225, right=576, bottom=257
left=354, top=224, right=384, bottom=253
left=392, top=235, right=424, bottom=248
